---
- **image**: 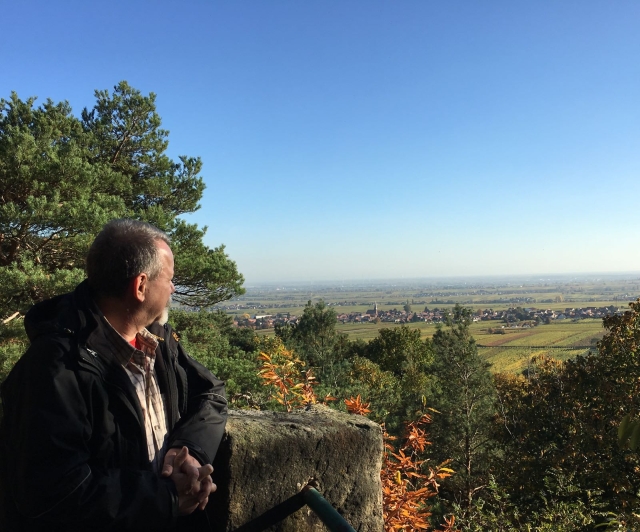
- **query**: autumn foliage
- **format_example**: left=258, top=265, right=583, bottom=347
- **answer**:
left=344, top=394, right=371, bottom=416
left=258, top=337, right=333, bottom=411
left=379, top=414, right=457, bottom=532
left=259, top=340, right=457, bottom=531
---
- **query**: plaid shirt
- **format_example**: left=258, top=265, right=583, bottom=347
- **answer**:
left=101, top=317, right=169, bottom=471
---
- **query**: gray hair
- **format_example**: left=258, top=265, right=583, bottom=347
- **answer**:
left=86, top=219, right=170, bottom=298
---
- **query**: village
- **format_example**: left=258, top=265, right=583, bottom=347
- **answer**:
left=233, top=303, right=623, bottom=330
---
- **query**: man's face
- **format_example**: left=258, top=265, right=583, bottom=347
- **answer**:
left=145, top=240, right=175, bottom=325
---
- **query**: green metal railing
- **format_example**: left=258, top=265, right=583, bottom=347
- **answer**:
left=302, top=485, right=356, bottom=532
left=232, top=483, right=356, bottom=532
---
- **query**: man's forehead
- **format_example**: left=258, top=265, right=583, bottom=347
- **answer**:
left=155, top=240, right=174, bottom=267
left=155, top=239, right=173, bottom=255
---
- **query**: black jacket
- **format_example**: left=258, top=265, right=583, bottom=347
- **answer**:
left=0, top=281, right=227, bottom=531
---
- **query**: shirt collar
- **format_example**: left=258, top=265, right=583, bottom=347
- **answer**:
left=100, top=315, right=159, bottom=366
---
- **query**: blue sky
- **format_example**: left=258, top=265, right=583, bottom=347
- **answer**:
left=3, top=1, right=640, bottom=284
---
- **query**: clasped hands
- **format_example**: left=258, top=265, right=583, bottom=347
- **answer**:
left=162, top=446, right=215, bottom=515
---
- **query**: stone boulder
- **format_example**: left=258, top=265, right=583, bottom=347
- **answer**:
left=208, top=405, right=384, bottom=531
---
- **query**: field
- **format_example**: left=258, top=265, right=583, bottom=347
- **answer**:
left=220, top=274, right=636, bottom=374
left=334, top=319, right=604, bottom=373
left=472, top=319, right=604, bottom=372
left=222, top=274, right=640, bottom=316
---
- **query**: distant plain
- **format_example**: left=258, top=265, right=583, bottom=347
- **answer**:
left=217, top=274, right=639, bottom=373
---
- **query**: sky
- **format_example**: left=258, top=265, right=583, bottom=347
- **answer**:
left=2, top=1, right=640, bottom=284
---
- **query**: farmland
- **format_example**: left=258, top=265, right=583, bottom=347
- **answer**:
left=217, top=273, right=637, bottom=373
left=254, top=317, right=605, bottom=374
left=220, top=273, right=640, bottom=316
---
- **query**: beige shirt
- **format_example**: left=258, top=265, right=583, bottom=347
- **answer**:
left=101, top=317, right=169, bottom=471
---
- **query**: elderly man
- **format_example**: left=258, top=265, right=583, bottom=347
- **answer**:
left=0, top=219, right=228, bottom=531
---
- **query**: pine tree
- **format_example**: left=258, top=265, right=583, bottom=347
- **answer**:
left=428, top=305, right=497, bottom=509
left=0, top=81, right=244, bottom=318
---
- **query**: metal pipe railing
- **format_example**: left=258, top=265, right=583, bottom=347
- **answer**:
left=302, top=485, right=356, bottom=532
left=231, top=483, right=356, bottom=532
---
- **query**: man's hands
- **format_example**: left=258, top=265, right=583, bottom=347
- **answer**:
left=162, top=446, right=215, bottom=515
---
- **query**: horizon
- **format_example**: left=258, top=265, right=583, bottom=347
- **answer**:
left=240, top=270, right=640, bottom=289
left=3, top=2, right=640, bottom=284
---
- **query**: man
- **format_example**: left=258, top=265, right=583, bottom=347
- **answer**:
left=0, top=219, right=228, bottom=531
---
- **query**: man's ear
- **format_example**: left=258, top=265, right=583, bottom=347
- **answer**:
left=130, top=273, right=148, bottom=303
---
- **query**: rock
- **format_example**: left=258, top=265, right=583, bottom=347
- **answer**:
left=208, top=405, right=384, bottom=531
